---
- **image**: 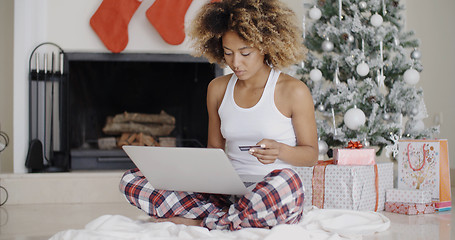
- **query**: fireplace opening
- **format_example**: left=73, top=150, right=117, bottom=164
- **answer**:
left=65, top=53, right=223, bottom=170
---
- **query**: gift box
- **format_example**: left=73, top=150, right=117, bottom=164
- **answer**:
left=384, top=201, right=436, bottom=215
left=397, top=139, right=451, bottom=211
left=333, top=148, right=376, bottom=165
left=293, top=162, right=393, bottom=211
left=386, top=188, right=432, bottom=204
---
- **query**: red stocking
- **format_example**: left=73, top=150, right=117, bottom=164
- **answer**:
left=90, top=0, right=142, bottom=53
left=146, top=0, right=193, bottom=45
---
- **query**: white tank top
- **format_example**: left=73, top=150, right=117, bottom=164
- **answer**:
left=218, top=68, right=296, bottom=176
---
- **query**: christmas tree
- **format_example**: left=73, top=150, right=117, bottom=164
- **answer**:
left=297, top=0, right=439, bottom=157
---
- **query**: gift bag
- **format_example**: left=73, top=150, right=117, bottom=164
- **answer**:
left=397, top=139, right=451, bottom=211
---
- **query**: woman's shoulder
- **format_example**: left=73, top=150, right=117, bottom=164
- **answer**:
left=274, top=72, right=313, bottom=117
left=211, top=73, right=232, bottom=84
left=207, top=73, right=233, bottom=104
left=277, top=73, right=311, bottom=99
left=208, top=73, right=232, bottom=92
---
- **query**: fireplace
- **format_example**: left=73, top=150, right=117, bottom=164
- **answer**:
left=63, top=53, right=223, bottom=170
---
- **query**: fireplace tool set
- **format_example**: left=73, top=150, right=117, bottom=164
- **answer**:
left=25, top=42, right=68, bottom=172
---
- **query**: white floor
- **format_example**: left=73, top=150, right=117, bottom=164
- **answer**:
left=1, top=200, right=453, bottom=239
left=0, top=172, right=454, bottom=239
left=0, top=202, right=147, bottom=239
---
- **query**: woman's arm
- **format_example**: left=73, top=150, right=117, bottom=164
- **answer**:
left=206, top=76, right=229, bottom=149
left=250, top=75, right=318, bottom=167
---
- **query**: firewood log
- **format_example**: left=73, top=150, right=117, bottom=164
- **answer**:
left=143, top=134, right=159, bottom=146
left=116, top=132, right=160, bottom=147
left=112, top=110, right=175, bottom=125
left=103, top=122, right=175, bottom=136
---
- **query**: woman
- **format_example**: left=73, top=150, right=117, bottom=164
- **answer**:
left=120, top=0, right=318, bottom=230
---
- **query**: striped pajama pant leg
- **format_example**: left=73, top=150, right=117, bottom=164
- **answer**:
left=202, top=168, right=305, bottom=230
left=119, top=168, right=230, bottom=219
left=119, top=168, right=305, bottom=230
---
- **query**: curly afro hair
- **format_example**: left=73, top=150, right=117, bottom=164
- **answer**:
left=188, top=0, right=306, bottom=69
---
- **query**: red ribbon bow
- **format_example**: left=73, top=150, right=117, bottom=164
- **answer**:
left=347, top=140, right=363, bottom=149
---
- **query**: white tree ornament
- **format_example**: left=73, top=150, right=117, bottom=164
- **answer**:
left=310, top=68, right=323, bottom=81
left=322, top=39, right=334, bottom=52
left=309, top=6, right=322, bottom=20
left=403, top=68, right=420, bottom=84
left=370, top=13, right=383, bottom=27
left=356, top=62, right=369, bottom=76
left=385, top=134, right=400, bottom=158
left=344, top=107, right=366, bottom=130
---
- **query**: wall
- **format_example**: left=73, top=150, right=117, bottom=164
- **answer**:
left=43, top=0, right=305, bottom=52
left=45, top=0, right=210, bottom=53
left=0, top=0, right=14, bottom=173
left=405, top=0, right=455, bottom=168
left=7, top=0, right=455, bottom=173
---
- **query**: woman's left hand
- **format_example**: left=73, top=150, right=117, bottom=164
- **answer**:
left=249, top=139, right=281, bottom=165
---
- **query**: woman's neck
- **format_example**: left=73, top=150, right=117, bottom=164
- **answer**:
left=237, top=65, right=271, bottom=89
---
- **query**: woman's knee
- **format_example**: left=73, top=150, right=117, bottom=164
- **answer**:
left=119, top=168, right=142, bottom=193
left=261, top=168, right=305, bottom=207
left=267, top=168, right=304, bottom=192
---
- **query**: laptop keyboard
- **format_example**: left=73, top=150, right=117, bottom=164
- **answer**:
left=240, top=175, right=264, bottom=189
left=243, top=181, right=256, bottom=188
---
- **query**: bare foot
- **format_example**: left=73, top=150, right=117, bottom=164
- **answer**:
left=153, top=216, right=203, bottom=226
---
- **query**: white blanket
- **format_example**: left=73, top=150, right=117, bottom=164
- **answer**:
left=50, top=208, right=390, bottom=240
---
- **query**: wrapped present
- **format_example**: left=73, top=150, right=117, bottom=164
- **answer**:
left=435, top=201, right=451, bottom=211
left=386, top=189, right=432, bottom=204
left=384, top=201, right=436, bottom=215
left=333, top=148, right=376, bottom=165
left=397, top=139, right=451, bottom=211
left=293, top=162, right=393, bottom=211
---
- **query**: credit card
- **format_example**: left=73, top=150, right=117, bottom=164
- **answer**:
left=239, top=145, right=263, bottom=151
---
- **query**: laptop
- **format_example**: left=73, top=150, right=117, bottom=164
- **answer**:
left=122, top=146, right=263, bottom=195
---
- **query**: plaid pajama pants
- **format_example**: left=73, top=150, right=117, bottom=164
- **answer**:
left=119, top=167, right=305, bottom=230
